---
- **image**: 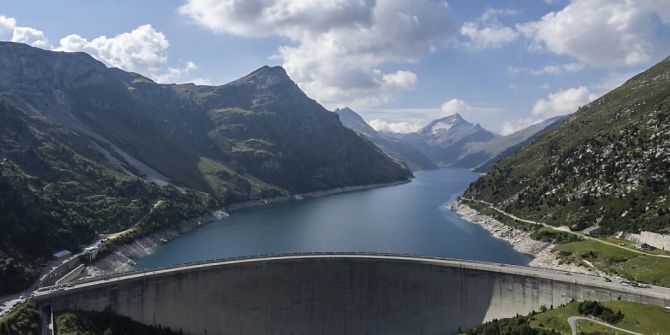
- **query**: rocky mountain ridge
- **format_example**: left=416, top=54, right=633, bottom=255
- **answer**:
left=394, top=113, right=563, bottom=169
left=465, top=56, right=670, bottom=234
left=335, top=107, right=437, bottom=170
left=0, top=42, right=411, bottom=294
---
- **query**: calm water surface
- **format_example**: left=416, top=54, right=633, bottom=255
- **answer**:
left=134, top=168, right=531, bottom=269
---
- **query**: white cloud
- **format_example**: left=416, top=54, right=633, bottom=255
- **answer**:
left=180, top=0, right=458, bottom=107
left=530, top=62, right=585, bottom=75
left=510, top=62, right=586, bottom=76
left=563, top=62, right=586, bottom=72
left=57, top=25, right=198, bottom=83
left=440, top=98, right=500, bottom=117
left=369, top=119, right=421, bottom=134
left=501, top=85, right=595, bottom=135
left=517, top=0, right=670, bottom=67
left=0, top=15, right=16, bottom=35
left=500, top=118, right=538, bottom=136
left=530, top=64, right=561, bottom=75
left=382, top=70, right=417, bottom=90
left=460, top=8, right=518, bottom=49
left=532, top=86, right=593, bottom=119
left=11, top=27, right=50, bottom=48
left=0, top=15, right=50, bottom=48
left=441, top=98, right=471, bottom=116
left=594, top=71, right=636, bottom=91
left=0, top=16, right=201, bottom=84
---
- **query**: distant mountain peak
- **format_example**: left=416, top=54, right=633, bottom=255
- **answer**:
left=420, top=113, right=471, bottom=135
left=227, top=65, right=305, bottom=98
left=334, top=107, right=438, bottom=171
left=236, top=65, right=291, bottom=84
left=335, top=107, right=378, bottom=138
left=334, top=106, right=356, bottom=114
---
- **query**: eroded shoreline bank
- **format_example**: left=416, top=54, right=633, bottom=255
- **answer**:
left=82, top=179, right=411, bottom=278
left=449, top=199, right=600, bottom=275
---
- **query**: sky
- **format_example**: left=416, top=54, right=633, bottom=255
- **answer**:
left=1, top=0, right=669, bottom=135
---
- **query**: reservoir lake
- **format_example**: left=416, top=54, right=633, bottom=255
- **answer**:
left=134, top=168, right=531, bottom=269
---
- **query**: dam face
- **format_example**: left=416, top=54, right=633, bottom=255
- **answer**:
left=35, top=254, right=669, bottom=335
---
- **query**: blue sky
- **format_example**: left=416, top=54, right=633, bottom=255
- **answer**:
left=1, top=0, right=669, bottom=134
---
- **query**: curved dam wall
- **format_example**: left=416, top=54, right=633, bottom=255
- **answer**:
left=35, top=254, right=669, bottom=335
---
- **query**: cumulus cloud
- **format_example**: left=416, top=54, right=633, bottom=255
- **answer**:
left=501, top=86, right=595, bottom=135
left=0, top=15, right=16, bottom=35
left=500, top=118, right=538, bottom=136
left=440, top=98, right=500, bottom=117
left=460, top=8, right=519, bottom=49
left=57, top=25, right=198, bottom=83
left=11, top=26, right=50, bottom=48
left=594, top=71, right=636, bottom=92
left=531, top=86, right=594, bottom=119
left=369, top=119, right=421, bottom=134
left=180, top=0, right=458, bottom=107
left=0, top=16, right=199, bottom=84
left=441, top=98, right=471, bottom=116
left=0, top=15, right=50, bottom=48
left=382, top=70, right=417, bottom=90
left=517, top=0, right=670, bottom=67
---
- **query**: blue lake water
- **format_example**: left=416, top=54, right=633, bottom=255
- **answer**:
left=134, top=168, right=531, bottom=269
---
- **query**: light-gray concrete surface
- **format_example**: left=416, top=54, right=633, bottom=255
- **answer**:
left=33, top=253, right=670, bottom=335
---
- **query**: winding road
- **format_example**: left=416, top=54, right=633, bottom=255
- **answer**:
left=460, top=197, right=670, bottom=259
left=567, top=316, right=642, bottom=335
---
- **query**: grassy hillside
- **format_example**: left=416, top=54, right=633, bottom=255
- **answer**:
left=465, top=301, right=670, bottom=335
left=465, top=56, right=670, bottom=234
left=0, top=94, right=215, bottom=294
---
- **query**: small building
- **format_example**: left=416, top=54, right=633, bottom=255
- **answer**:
left=582, top=226, right=602, bottom=236
left=637, top=243, right=655, bottom=251
left=84, top=246, right=99, bottom=260
left=53, top=250, right=72, bottom=259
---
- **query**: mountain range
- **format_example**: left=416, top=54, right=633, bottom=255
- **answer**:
left=334, top=107, right=437, bottom=170
left=335, top=108, right=564, bottom=171
left=465, top=56, right=670, bottom=235
left=0, top=42, right=410, bottom=294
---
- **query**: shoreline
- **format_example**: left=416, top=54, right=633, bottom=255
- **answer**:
left=449, top=199, right=602, bottom=275
left=82, top=179, right=411, bottom=278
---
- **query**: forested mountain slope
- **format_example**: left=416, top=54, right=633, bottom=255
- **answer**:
left=465, top=57, right=670, bottom=234
left=0, top=42, right=410, bottom=293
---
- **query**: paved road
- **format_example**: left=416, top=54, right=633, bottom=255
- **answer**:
left=567, top=316, right=642, bottom=335
left=460, top=197, right=670, bottom=259
left=32, top=253, right=670, bottom=303
left=0, top=236, right=106, bottom=317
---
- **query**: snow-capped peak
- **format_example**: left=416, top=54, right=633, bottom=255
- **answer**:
left=431, top=120, right=455, bottom=133
left=429, top=113, right=464, bottom=134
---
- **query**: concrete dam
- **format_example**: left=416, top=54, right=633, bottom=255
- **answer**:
left=34, top=253, right=670, bottom=334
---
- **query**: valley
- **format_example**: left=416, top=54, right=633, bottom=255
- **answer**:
left=1, top=1, right=670, bottom=332
left=0, top=42, right=411, bottom=296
